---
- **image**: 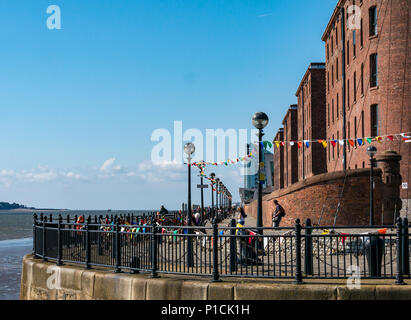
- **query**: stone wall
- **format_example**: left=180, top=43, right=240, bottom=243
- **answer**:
left=20, top=255, right=411, bottom=300
left=245, top=168, right=388, bottom=227
left=245, top=151, right=403, bottom=227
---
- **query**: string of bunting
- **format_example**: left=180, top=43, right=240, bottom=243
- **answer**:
left=185, top=132, right=411, bottom=177
left=190, top=152, right=256, bottom=173
left=272, top=133, right=411, bottom=149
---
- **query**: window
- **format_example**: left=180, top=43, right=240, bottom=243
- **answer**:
left=337, top=93, right=339, bottom=119
left=353, top=30, right=356, bottom=57
left=347, top=40, right=350, bottom=64
left=360, top=19, right=364, bottom=46
left=328, top=103, right=330, bottom=126
left=347, top=79, right=350, bottom=108
left=332, top=65, right=334, bottom=87
left=332, top=99, right=335, bottom=123
left=336, top=58, right=339, bottom=81
left=370, top=53, right=378, bottom=87
left=327, top=72, right=330, bottom=92
left=331, top=36, right=334, bottom=54
left=327, top=44, right=329, bottom=61
left=361, top=110, right=365, bottom=138
left=336, top=27, right=338, bottom=47
left=361, top=63, right=364, bottom=95
left=354, top=71, right=357, bottom=102
left=348, top=121, right=351, bottom=152
left=369, top=6, right=377, bottom=37
left=371, top=104, right=379, bottom=136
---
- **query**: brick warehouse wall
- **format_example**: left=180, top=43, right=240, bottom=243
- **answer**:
left=244, top=168, right=386, bottom=227
left=322, top=0, right=411, bottom=201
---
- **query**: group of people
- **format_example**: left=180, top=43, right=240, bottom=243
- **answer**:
left=234, top=199, right=286, bottom=228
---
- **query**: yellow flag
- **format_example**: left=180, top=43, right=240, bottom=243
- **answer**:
left=322, top=140, right=328, bottom=148
left=275, top=141, right=280, bottom=149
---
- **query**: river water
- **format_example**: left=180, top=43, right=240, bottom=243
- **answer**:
left=0, top=210, right=151, bottom=300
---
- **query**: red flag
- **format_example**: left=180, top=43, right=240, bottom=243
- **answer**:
left=349, top=140, right=355, bottom=147
left=387, top=135, right=394, bottom=141
left=331, top=140, right=336, bottom=148
left=297, top=142, right=303, bottom=148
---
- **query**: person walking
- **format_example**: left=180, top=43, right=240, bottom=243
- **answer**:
left=237, top=207, right=247, bottom=225
left=272, top=200, right=285, bottom=228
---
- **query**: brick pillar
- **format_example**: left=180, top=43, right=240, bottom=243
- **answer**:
left=376, top=151, right=402, bottom=225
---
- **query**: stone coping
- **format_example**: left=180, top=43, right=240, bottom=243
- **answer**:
left=21, top=254, right=411, bottom=300
left=263, top=168, right=382, bottom=201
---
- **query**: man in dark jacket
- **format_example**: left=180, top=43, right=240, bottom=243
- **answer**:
left=272, top=200, right=285, bottom=228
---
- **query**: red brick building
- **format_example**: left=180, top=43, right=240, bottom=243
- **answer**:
left=322, top=0, right=410, bottom=206
left=296, top=63, right=327, bottom=180
left=282, top=105, right=299, bottom=188
left=271, top=0, right=410, bottom=217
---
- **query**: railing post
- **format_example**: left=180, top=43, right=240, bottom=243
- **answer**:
left=114, top=218, right=122, bottom=273
left=230, top=218, right=237, bottom=272
left=42, top=214, right=47, bottom=261
left=85, top=216, right=91, bottom=269
left=304, top=218, right=313, bottom=276
left=57, top=214, right=63, bottom=266
left=151, top=222, right=159, bottom=278
left=212, top=219, right=221, bottom=282
left=395, top=217, right=405, bottom=285
left=295, top=218, right=303, bottom=284
left=33, top=214, right=38, bottom=258
left=402, top=218, right=409, bottom=277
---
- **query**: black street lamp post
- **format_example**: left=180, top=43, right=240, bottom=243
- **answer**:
left=215, top=178, right=219, bottom=220
left=252, top=112, right=269, bottom=232
left=367, top=146, right=377, bottom=226
left=199, top=166, right=205, bottom=224
left=210, top=173, right=215, bottom=220
left=184, top=142, right=195, bottom=267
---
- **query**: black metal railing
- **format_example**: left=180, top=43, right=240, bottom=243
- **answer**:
left=32, top=213, right=410, bottom=284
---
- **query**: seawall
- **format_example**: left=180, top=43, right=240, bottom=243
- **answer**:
left=245, top=168, right=392, bottom=227
left=21, top=254, right=411, bottom=300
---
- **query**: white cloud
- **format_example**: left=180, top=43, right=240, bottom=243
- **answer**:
left=136, top=160, right=186, bottom=183
left=0, top=167, right=87, bottom=187
left=100, top=158, right=116, bottom=172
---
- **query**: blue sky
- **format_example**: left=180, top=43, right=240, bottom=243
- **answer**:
left=0, top=0, right=337, bottom=210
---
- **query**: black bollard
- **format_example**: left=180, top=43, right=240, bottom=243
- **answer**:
left=364, top=234, right=385, bottom=277
left=304, top=218, right=313, bottom=276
